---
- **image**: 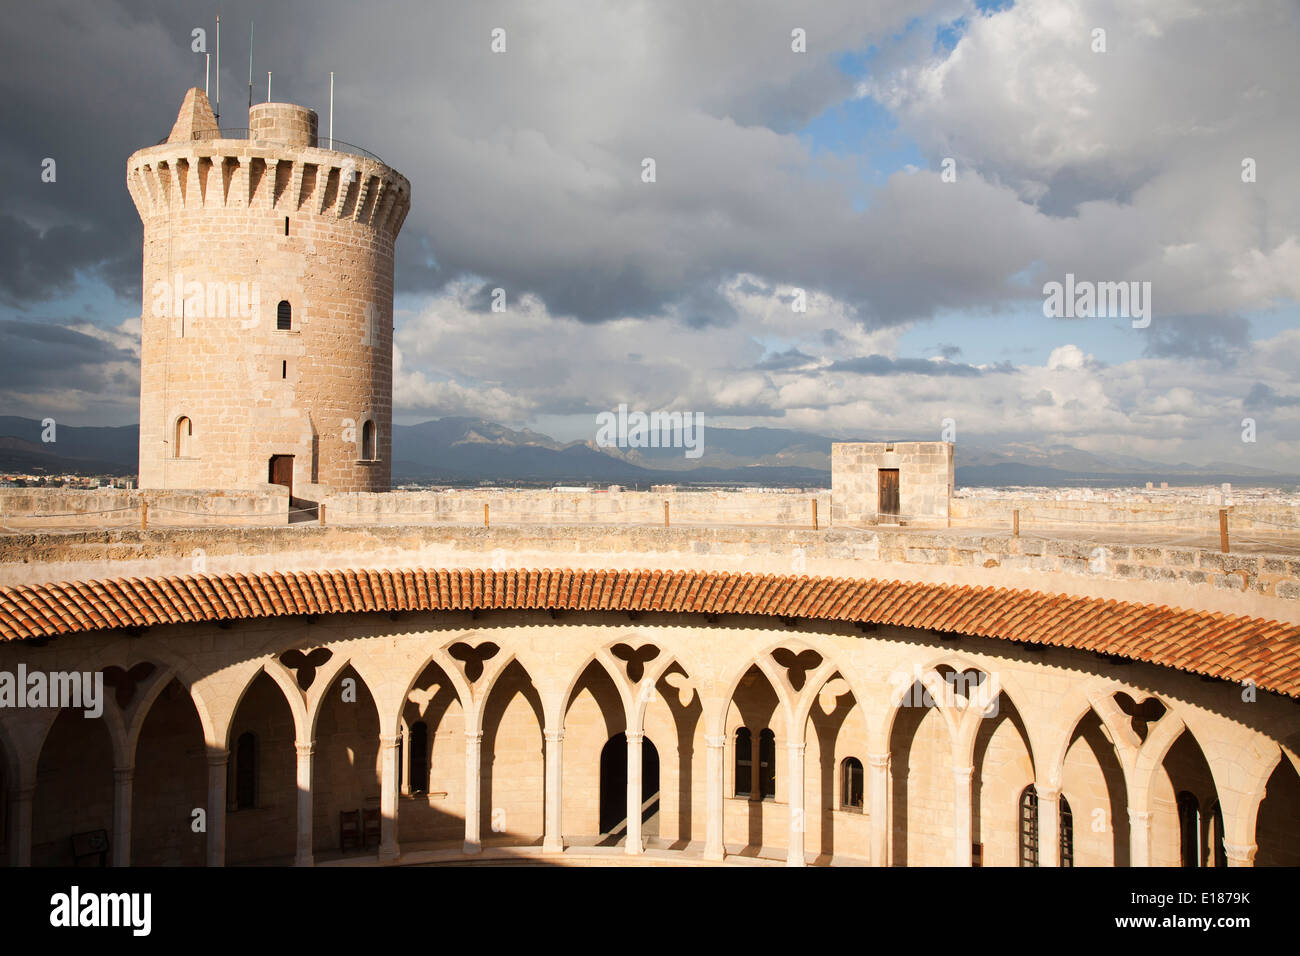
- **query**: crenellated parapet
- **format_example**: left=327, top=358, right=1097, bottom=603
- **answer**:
left=126, top=140, right=410, bottom=237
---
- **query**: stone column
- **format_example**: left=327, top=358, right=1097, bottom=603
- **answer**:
left=378, top=733, right=401, bottom=861
left=399, top=725, right=411, bottom=797
left=463, top=730, right=482, bottom=854
left=205, top=748, right=228, bottom=867
left=1129, top=809, right=1151, bottom=867
left=1036, top=784, right=1060, bottom=867
left=867, top=753, right=890, bottom=867
left=11, top=785, right=34, bottom=868
left=1224, top=843, right=1256, bottom=867
left=625, top=730, right=644, bottom=855
left=294, top=742, right=314, bottom=866
left=112, top=765, right=133, bottom=867
left=953, top=765, right=973, bottom=866
left=704, top=734, right=726, bottom=861
left=543, top=729, right=564, bottom=853
left=786, top=742, right=806, bottom=867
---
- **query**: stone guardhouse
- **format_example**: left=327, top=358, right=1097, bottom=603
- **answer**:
left=831, top=442, right=955, bottom=527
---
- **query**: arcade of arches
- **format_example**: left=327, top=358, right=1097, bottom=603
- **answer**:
left=2, top=606, right=1298, bottom=867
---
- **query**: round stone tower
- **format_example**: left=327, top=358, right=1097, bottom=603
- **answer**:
left=126, top=88, right=411, bottom=495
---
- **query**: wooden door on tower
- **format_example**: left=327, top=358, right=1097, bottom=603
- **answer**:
left=268, top=455, right=294, bottom=498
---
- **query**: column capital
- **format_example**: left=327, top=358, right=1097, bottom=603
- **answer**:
left=113, top=765, right=135, bottom=780
left=866, top=753, right=890, bottom=770
left=1224, top=843, right=1257, bottom=866
left=952, top=765, right=974, bottom=782
left=206, top=750, right=229, bottom=769
left=786, top=742, right=805, bottom=756
left=1128, top=809, right=1151, bottom=826
left=379, top=733, right=401, bottom=748
left=295, top=742, right=314, bottom=758
left=464, top=730, right=483, bottom=744
left=625, top=730, right=645, bottom=745
left=544, top=729, right=565, bottom=743
left=704, top=735, right=727, bottom=749
left=1033, top=783, right=1061, bottom=801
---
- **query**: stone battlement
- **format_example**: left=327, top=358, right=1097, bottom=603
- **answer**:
left=127, top=137, right=409, bottom=235
left=2, top=516, right=1297, bottom=622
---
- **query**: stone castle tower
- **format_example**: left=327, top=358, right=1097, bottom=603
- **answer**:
left=127, top=88, right=410, bottom=495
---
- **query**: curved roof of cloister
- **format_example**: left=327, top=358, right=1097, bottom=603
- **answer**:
left=1, top=567, right=1298, bottom=699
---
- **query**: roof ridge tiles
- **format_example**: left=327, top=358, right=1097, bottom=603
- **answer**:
left=2, top=565, right=1297, bottom=697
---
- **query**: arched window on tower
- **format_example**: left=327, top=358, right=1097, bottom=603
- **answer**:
left=1177, top=791, right=1201, bottom=867
left=841, top=757, right=864, bottom=811
left=234, top=731, right=257, bottom=810
left=174, top=416, right=193, bottom=458
left=277, top=300, right=292, bottom=331
left=1019, top=785, right=1039, bottom=866
left=734, top=727, right=752, bottom=798
left=758, top=729, right=776, bottom=799
left=361, top=419, right=377, bottom=461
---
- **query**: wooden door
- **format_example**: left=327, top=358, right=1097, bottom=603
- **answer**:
left=878, top=468, right=900, bottom=518
left=268, top=455, right=294, bottom=498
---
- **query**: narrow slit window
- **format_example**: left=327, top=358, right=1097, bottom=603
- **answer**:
left=281, top=360, right=287, bottom=379
left=1060, top=795, right=1074, bottom=867
left=277, top=300, right=292, bottom=331
left=841, top=757, right=864, bottom=810
left=758, top=729, right=776, bottom=799
left=284, top=216, right=290, bottom=236
left=174, top=416, right=192, bottom=458
left=1020, top=785, right=1038, bottom=866
left=361, top=419, right=377, bottom=461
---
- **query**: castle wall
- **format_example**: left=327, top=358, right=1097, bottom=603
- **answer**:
left=4, top=522, right=1296, bottom=620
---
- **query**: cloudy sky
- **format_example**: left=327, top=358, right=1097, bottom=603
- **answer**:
left=1, top=0, right=1298, bottom=468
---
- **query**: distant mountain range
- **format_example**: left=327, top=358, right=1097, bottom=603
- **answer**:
left=0, top=415, right=1295, bottom=487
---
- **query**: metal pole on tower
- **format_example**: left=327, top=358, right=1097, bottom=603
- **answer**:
left=267, top=71, right=272, bottom=102
left=329, top=72, right=334, bottom=149
left=248, top=21, right=254, bottom=111
left=214, top=14, right=221, bottom=125
left=205, top=53, right=210, bottom=95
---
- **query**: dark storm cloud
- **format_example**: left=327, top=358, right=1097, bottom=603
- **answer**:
left=755, top=348, right=816, bottom=371
left=827, top=354, right=997, bottom=377
left=3, top=0, right=1032, bottom=331
left=1244, top=383, right=1300, bottom=409
left=1144, top=314, right=1251, bottom=364
left=0, top=319, right=136, bottom=389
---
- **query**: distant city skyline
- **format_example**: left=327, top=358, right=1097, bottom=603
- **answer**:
left=1, top=0, right=1297, bottom=469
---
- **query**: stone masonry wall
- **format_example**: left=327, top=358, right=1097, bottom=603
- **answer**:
left=831, top=442, right=954, bottom=528
left=2, top=523, right=1297, bottom=621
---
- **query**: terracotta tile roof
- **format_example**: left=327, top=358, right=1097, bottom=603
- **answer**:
left=1, top=567, right=1297, bottom=697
